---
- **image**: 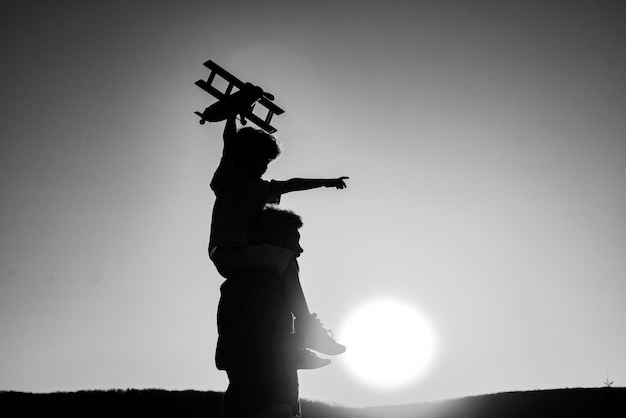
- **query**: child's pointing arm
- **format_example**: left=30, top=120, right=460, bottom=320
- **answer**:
left=276, top=177, right=349, bottom=194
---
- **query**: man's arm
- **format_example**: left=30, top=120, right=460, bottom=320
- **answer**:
left=275, top=177, right=349, bottom=194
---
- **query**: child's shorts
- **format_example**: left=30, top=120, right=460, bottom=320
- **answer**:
left=210, top=244, right=294, bottom=279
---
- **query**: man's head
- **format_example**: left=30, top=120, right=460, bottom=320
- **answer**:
left=249, top=207, right=303, bottom=256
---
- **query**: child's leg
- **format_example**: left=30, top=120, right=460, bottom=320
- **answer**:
left=281, top=259, right=346, bottom=356
left=281, top=259, right=310, bottom=320
left=212, top=245, right=310, bottom=321
left=214, top=245, right=345, bottom=355
left=211, top=245, right=293, bottom=280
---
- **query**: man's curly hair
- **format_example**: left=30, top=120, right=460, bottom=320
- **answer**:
left=249, top=206, right=302, bottom=246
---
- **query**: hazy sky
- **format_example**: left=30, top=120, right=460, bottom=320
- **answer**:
left=1, top=0, right=625, bottom=408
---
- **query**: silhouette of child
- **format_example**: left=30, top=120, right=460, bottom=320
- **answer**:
left=209, top=113, right=347, bottom=357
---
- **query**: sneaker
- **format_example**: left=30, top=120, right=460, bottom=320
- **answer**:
left=296, top=348, right=331, bottom=370
left=298, top=313, right=346, bottom=356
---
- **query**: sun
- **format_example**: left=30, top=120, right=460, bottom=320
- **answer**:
left=338, top=298, right=437, bottom=389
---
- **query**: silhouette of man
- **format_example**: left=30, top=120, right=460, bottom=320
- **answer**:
left=216, top=208, right=309, bottom=418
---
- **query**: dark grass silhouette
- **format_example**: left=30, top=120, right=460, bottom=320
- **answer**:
left=1, top=387, right=625, bottom=417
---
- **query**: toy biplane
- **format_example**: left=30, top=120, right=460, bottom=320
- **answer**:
left=195, top=60, right=284, bottom=133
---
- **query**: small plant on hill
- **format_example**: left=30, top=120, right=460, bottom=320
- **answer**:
left=603, top=375, right=614, bottom=388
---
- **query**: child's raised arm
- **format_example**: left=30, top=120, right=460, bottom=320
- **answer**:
left=221, top=115, right=237, bottom=157
left=276, top=177, right=349, bottom=194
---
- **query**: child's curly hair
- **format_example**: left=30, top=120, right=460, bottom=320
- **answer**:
left=248, top=206, right=302, bottom=246
left=232, top=127, right=281, bottom=163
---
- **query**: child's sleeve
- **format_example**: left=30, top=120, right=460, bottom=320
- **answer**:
left=257, top=179, right=282, bottom=205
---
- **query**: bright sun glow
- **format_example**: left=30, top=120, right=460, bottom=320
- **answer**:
left=339, top=298, right=437, bottom=389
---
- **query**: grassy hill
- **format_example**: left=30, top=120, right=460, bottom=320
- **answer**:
left=1, top=387, right=624, bottom=417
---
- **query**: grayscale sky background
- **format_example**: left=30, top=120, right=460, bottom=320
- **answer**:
left=1, top=0, right=625, bottom=408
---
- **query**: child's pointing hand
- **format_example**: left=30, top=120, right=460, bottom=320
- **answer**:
left=327, top=177, right=349, bottom=189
